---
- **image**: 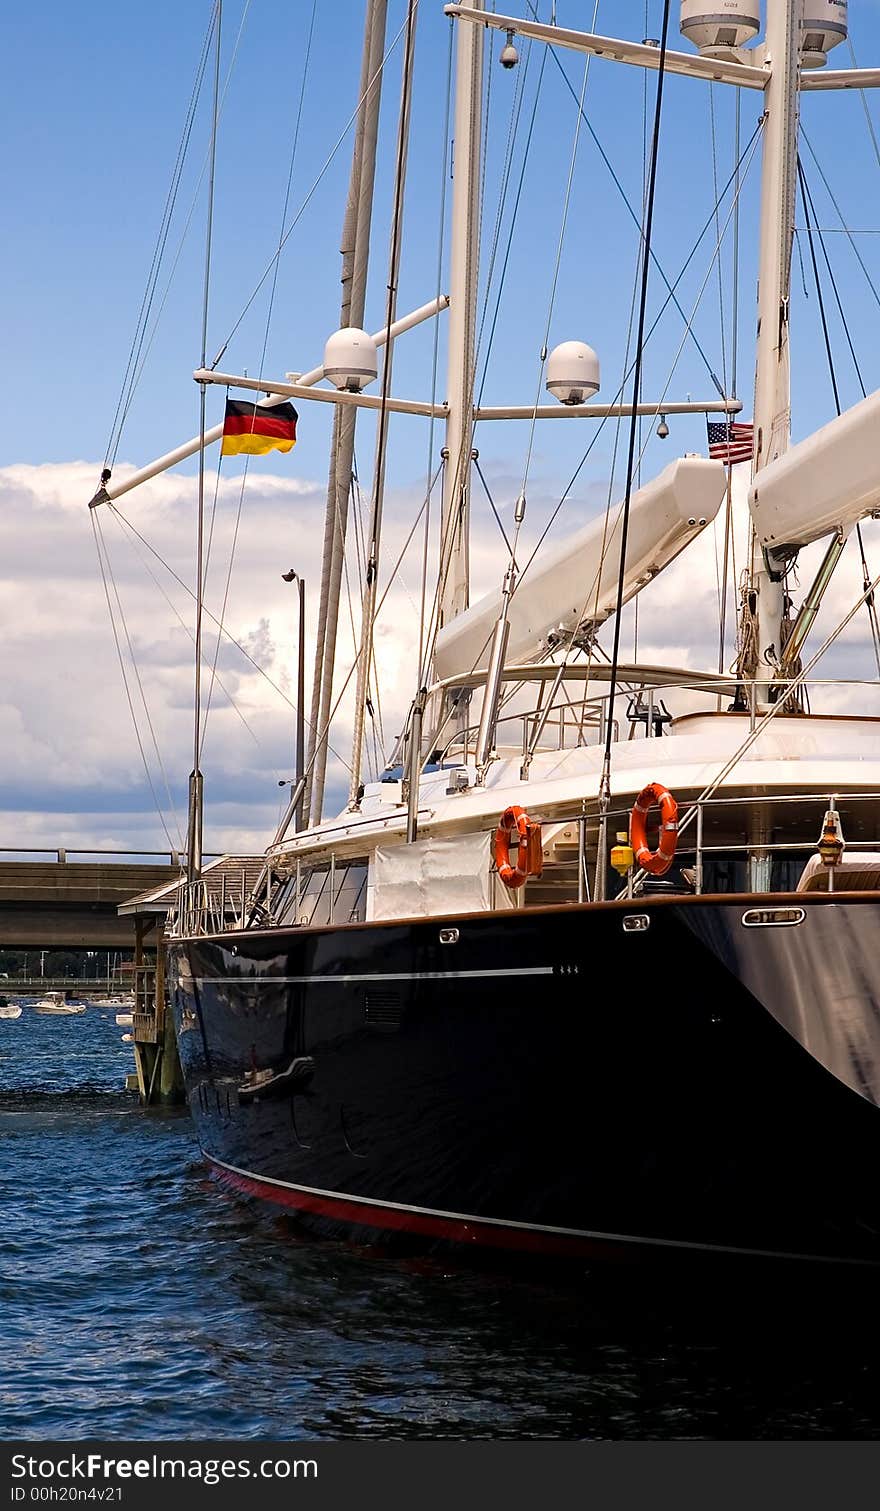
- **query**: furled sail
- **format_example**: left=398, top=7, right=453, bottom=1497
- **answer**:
left=750, top=387, right=880, bottom=553
left=433, top=455, right=727, bottom=681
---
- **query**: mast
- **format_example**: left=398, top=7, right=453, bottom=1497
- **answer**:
left=747, top=0, right=803, bottom=698
left=303, top=0, right=387, bottom=827
left=438, top=0, right=483, bottom=631
left=348, top=0, right=418, bottom=807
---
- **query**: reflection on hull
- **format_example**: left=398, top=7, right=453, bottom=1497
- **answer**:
left=171, top=894, right=880, bottom=1267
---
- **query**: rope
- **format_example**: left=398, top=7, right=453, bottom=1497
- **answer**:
left=599, top=0, right=671, bottom=804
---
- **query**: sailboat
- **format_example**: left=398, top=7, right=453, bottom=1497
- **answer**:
left=92, top=0, right=880, bottom=1265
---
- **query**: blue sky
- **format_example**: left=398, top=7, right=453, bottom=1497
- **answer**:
left=4, top=1, right=880, bottom=851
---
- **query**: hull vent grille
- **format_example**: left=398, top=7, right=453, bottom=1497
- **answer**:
left=365, top=990, right=404, bottom=1032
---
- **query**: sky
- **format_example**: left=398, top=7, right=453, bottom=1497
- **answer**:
left=3, top=0, right=880, bottom=856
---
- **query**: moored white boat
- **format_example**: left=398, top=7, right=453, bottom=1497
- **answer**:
left=33, top=991, right=87, bottom=1016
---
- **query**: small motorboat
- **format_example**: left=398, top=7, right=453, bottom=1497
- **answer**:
left=33, top=991, right=87, bottom=1016
left=115, top=1011, right=133, bottom=1027
left=0, top=999, right=22, bottom=1019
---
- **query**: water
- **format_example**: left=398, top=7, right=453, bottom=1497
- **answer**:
left=2, top=1010, right=880, bottom=1440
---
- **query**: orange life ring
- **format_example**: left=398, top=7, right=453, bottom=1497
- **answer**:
left=494, top=805, right=543, bottom=889
left=630, top=782, right=678, bottom=877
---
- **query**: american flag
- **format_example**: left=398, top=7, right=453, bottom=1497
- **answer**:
left=706, top=418, right=754, bottom=466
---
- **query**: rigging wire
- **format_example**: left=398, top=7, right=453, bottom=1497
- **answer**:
left=104, top=5, right=216, bottom=470
left=797, top=158, right=880, bottom=679
left=190, top=0, right=223, bottom=878
left=475, top=29, right=532, bottom=372
left=474, top=46, right=549, bottom=405
left=106, top=1, right=257, bottom=467
left=521, top=123, right=758, bottom=765
left=517, top=9, right=598, bottom=505
left=90, top=512, right=182, bottom=851
left=105, top=503, right=278, bottom=769
left=349, top=0, right=419, bottom=802
left=525, top=0, right=724, bottom=395
left=847, top=37, right=880, bottom=177
left=800, top=128, right=880, bottom=313
left=417, top=15, right=454, bottom=684
left=200, top=0, right=319, bottom=760
left=665, top=559, right=880, bottom=866
left=473, top=458, right=514, bottom=557
left=106, top=500, right=353, bottom=770
left=519, top=120, right=763, bottom=590
left=599, top=0, right=671, bottom=808
left=273, top=477, right=440, bottom=825
left=209, top=8, right=414, bottom=371
left=717, top=87, right=741, bottom=691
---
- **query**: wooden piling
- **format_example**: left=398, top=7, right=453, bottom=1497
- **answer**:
left=131, top=917, right=184, bottom=1106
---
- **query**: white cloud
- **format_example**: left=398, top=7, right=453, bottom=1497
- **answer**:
left=2, top=457, right=878, bottom=857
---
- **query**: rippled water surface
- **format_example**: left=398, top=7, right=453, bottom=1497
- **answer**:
left=2, top=1009, right=880, bottom=1439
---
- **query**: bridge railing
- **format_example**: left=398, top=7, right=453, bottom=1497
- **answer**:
left=0, top=848, right=220, bottom=866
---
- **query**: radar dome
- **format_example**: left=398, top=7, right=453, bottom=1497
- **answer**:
left=323, top=328, right=378, bottom=393
left=801, top=0, right=847, bottom=68
left=546, top=342, right=600, bottom=406
left=680, top=1, right=759, bottom=57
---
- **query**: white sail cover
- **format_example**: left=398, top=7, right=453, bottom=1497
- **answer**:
left=750, top=387, right=880, bottom=550
left=366, top=831, right=516, bottom=920
left=433, top=456, right=726, bottom=680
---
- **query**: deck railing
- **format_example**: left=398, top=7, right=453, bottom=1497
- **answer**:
left=166, top=787, right=880, bottom=938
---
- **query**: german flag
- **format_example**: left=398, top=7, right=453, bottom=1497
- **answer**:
left=221, top=398, right=298, bottom=457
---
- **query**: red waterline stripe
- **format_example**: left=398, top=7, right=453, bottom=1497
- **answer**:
left=204, top=1157, right=633, bottom=1260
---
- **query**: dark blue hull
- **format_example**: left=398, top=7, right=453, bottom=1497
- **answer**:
left=170, top=893, right=880, bottom=1266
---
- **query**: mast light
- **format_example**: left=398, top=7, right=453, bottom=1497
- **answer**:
left=679, top=2, right=760, bottom=59
left=546, top=341, right=600, bottom=406
left=801, top=1, right=847, bottom=69
left=323, top=327, right=378, bottom=393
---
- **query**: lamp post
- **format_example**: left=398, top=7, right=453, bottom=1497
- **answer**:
left=281, top=570, right=306, bottom=831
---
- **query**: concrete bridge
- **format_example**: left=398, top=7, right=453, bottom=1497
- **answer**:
left=0, top=849, right=189, bottom=948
